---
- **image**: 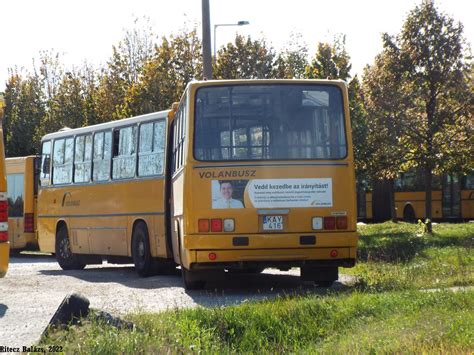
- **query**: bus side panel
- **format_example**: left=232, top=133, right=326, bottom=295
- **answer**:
left=171, top=172, right=185, bottom=265
left=37, top=217, right=57, bottom=253
left=6, top=158, right=25, bottom=249
left=23, top=157, right=37, bottom=248
left=38, top=178, right=166, bottom=257
left=149, top=214, right=167, bottom=258
left=461, top=190, right=474, bottom=219
left=394, top=191, right=442, bottom=219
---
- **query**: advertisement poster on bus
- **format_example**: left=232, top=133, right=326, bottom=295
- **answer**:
left=211, top=178, right=333, bottom=209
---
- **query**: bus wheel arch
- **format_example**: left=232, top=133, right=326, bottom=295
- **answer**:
left=131, top=220, right=158, bottom=277
left=55, top=221, right=85, bottom=270
left=403, top=204, right=416, bottom=223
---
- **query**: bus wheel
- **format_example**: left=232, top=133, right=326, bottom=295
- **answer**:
left=181, top=268, right=205, bottom=290
left=301, top=266, right=338, bottom=286
left=403, top=205, right=416, bottom=223
left=132, top=222, right=157, bottom=277
left=55, top=225, right=85, bottom=270
left=317, top=280, right=334, bottom=287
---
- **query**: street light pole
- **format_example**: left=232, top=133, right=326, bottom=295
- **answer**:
left=201, top=0, right=213, bottom=79
left=214, top=21, right=250, bottom=61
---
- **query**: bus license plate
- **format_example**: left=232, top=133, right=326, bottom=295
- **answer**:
left=263, top=216, right=283, bottom=230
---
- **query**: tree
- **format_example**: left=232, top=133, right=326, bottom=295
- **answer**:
left=364, top=0, right=473, bottom=231
left=40, top=70, right=87, bottom=134
left=3, top=69, right=45, bottom=156
left=362, top=51, right=408, bottom=182
left=130, top=29, right=203, bottom=114
left=273, top=33, right=308, bottom=79
left=215, top=35, right=276, bottom=79
left=95, top=19, right=156, bottom=121
left=348, top=76, right=371, bottom=179
left=306, top=35, right=351, bottom=81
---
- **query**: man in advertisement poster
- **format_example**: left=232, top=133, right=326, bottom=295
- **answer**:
left=213, top=180, right=244, bottom=209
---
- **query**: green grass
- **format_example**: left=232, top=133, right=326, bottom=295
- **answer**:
left=42, top=290, right=474, bottom=353
left=348, top=222, right=474, bottom=291
left=41, top=222, right=474, bottom=353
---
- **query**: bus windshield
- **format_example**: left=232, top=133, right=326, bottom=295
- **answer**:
left=194, top=84, right=347, bottom=161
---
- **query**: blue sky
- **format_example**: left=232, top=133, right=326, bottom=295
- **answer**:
left=0, top=0, right=472, bottom=90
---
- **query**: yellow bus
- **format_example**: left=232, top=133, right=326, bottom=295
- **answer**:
left=0, top=96, right=9, bottom=278
left=360, top=172, right=474, bottom=222
left=6, top=156, right=39, bottom=251
left=37, top=79, right=358, bottom=289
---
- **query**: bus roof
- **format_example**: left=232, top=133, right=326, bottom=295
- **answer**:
left=185, top=78, right=348, bottom=89
left=42, top=110, right=170, bottom=142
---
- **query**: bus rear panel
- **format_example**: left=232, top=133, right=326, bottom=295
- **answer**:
left=172, top=80, right=357, bottom=288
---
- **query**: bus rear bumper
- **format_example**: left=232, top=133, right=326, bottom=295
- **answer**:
left=186, top=246, right=357, bottom=270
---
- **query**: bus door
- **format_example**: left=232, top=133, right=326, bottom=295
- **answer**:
left=442, top=175, right=461, bottom=219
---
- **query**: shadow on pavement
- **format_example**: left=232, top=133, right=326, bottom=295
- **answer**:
left=39, top=265, right=355, bottom=305
left=0, top=304, right=8, bottom=318
left=188, top=272, right=354, bottom=308
left=39, top=266, right=184, bottom=290
left=9, top=253, right=54, bottom=264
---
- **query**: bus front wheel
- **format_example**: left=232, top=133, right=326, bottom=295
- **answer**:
left=55, top=225, right=85, bottom=270
left=132, top=222, right=158, bottom=277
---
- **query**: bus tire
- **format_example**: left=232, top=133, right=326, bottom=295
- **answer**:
left=301, top=266, right=338, bottom=286
left=55, top=225, right=86, bottom=270
left=181, top=268, right=205, bottom=290
left=317, top=280, right=334, bottom=287
left=403, top=205, right=416, bottom=223
left=132, top=222, right=158, bottom=277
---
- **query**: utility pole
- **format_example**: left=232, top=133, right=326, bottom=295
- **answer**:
left=201, top=0, right=213, bottom=79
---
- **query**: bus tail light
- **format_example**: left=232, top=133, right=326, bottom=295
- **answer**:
left=0, top=231, right=7, bottom=242
left=198, top=219, right=210, bottom=232
left=336, top=216, right=348, bottom=229
left=330, top=249, right=338, bottom=257
left=223, top=219, right=234, bottom=232
left=210, top=219, right=222, bottom=232
left=0, top=200, right=7, bottom=223
left=312, top=217, right=323, bottom=230
left=323, top=216, right=336, bottom=230
left=24, top=213, right=35, bottom=233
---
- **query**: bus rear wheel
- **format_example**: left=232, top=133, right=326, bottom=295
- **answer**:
left=181, top=268, right=206, bottom=290
left=55, top=225, right=85, bottom=270
left=300, top=266, right=338, bottom=287
left=132, top=222, right=158, bottom=277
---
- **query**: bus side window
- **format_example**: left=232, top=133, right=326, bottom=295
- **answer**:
left=40, top=141, right=51, bottom=186
left=93, top=131, right=112, bottom=181
left=6, top=173, right=24, bottom=217
left=112, top=126, right=137, bottom=179
left=172, top=96, right=187, bottom=175
left=74, top=134, right=92, bottom=183
left=138, top=121, right=166, bottom=176
left=52, top=137, right=73, bottom=185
